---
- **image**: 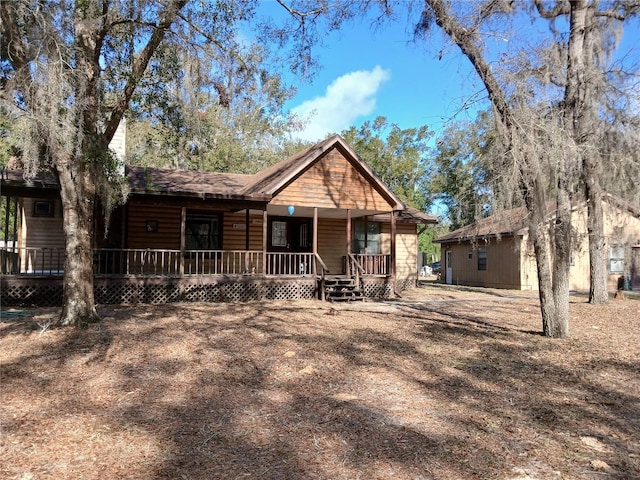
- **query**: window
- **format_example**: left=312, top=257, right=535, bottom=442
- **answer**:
left=353, top=221, right=381, bottom=254
left=609, top=245, right=625, bottom=273
left=299, top=223, right=310, bottom=248
left=271, top=221, right=288, bottom=247
left=468, top=249, right=473, bottom=260
left=185, top=213, right=221, bottom=250
left=33, top=200, right=54, bottom=217
left=477, top=247, right=487, bottom=271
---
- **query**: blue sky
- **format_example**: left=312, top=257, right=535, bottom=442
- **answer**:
left=265, top=6, right=640, bottom=144
left=283, top=14, right=483, bottom=142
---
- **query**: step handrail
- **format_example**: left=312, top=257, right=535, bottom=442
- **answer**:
left=314, top=253, right=330, bottom=301
left=314, top=253, right=330, bottom=274
left=347, top=253, right=365, bottom=294
left=347, top=253, right=366, bottom=275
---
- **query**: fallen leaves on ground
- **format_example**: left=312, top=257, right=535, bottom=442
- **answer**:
left=1, top=283, right=639, bottom=480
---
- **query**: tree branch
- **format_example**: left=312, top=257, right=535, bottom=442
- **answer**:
left=424, top=0, right=513, bottom=129
left=1, top=0, right=31, bottom=72
left=533, top=0, right=570, bottom=19
left=103, top=0, right=187, bottom=143
left=595, top=0, right=640, bottom=20
left=276, top=0, right=328, bottom=21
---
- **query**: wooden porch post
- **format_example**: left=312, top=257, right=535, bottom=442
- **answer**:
left=312, top=207, right=318, bottom=275
left=3, top=196, right=11, bottom=247
left=12, top=197, right=18, bottom=247
left=121, top=203, right=128, bottom=249
left=245, top=209, right=250, bottom=273
left=262, top=209, right=268, bottom=276
left=390, top=210, right=396, bottom=290
left=346, top=209, right=351, bottom=268
left=179, top=207, right=186, bottom=276
left=245, top=209, right=250, bottom=250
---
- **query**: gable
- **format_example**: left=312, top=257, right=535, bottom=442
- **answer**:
left=269, top=147, right=395, bottom=211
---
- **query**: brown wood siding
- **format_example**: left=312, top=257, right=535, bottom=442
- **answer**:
left=396, top=223, right=418, bottom=282
left=520, top=203, right=640, bottom=292
left=223, top=213, right=263, bottom=251
left=603, top=202, right=640, bottom=291
left=519, top=237, right=539, bottom=291
left=568, top=209, right=590, bottom=291
left=443, top=238, right=522, bottom=289
left=22, top=198, right=65, bottom=250
left=270, top=149, right=393, bottom=211
left=127, top=201, right=182, bottom=249
left=317, top=218, right=348, bottom=274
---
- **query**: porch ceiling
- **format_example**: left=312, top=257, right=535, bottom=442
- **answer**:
left=252, top=205, right=392, bottom=219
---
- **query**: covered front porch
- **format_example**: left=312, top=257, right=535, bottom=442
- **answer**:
left=1, top=203, right=399, bottom=306
left=1, top=135, right=435, bottom=306
left=0, top=247, right=394, bottom=306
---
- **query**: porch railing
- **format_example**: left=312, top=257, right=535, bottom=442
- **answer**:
left=96, top=249, right=266, bottom=276
left=345, top=254, right=390, bottom=276
left=2, top=247, right=321, bottom=278
left=1, top=247, right=64, bottom=275
left=264, top=252, right=315, bottom=276
left=183, top=250, right=263, bottom=276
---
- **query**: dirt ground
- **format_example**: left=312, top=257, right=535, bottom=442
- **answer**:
left=1, top=282, right=639, bottom=480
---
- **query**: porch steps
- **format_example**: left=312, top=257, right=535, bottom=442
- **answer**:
left=324, top=276, right=363, bottom=302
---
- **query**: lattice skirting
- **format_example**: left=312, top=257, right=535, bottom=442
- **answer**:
left=1, top=276, right=318, bottom=306
left=1, top=275, right=407, bottom=306
left=1, top=280, right=64, bottom=307
left=396, top=275, right=418, bottom=292
left=361, top=278, right=393, bottom=298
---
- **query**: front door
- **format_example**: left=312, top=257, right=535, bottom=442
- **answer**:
left=268, top=217, right=313, bottom=275
left=268, top=217, right=312, bottom=253
left=445, top=250, right=453, bottom=284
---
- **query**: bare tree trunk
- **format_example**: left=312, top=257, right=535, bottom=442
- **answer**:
left=424, top=0, right=571, bottom=337
left=523, top=175, right=569, bottom=338
left=566, top=0, right=608, bottom=304
left=586, top=177, right=608, bottom=303
left=550, top=188, right=572, bottom=338
left=56, top=159, right=99, bottom=326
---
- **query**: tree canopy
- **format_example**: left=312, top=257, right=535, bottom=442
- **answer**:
left=340, top=117, right=432, bottom=212
left=0, top=0, right=316, bottom=326
left=428, top=111, right=496, bottom=230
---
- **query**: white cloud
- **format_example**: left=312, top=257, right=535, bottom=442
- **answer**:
left=291, top=65, right=391, bottom=142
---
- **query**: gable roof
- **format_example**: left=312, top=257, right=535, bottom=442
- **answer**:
left=2, top=135, right=414, bottom=213
left=436, top=196, right=640, bottom=244
left=243, top=135, right=405, bottom=210
left=435, top=206, right=530, bottom=244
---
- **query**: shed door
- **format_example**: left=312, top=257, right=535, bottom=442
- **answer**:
left=445, top=250, right=453, bottom=284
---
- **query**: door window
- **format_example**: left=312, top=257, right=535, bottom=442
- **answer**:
left=271, top=221, right=288, bottom=247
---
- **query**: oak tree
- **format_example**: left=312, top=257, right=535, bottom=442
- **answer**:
left=0, top=0, right=301, bottom=326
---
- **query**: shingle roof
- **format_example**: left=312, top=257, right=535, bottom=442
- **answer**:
left=242, top=135, right=405, bottom=210
left=2, top=135, right=413, bottom=213
left=370, top=206, right=438, bottom=225
left=126, top=166, right=265, bottom=201
left=435, top=206, right=530, bottom=243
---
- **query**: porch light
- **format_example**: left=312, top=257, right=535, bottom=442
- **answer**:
left=287, top=205, right=295, bottom=216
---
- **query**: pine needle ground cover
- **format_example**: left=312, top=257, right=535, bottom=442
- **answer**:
left=2, top=284, right=638, bottom=480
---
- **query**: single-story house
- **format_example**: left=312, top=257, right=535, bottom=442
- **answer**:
left=0, top=135, right=437, bottom=306
left=434, top=199, right=640, bottom=292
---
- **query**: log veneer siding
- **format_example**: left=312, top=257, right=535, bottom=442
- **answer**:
left=270, top=149, right=393, bottom=211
